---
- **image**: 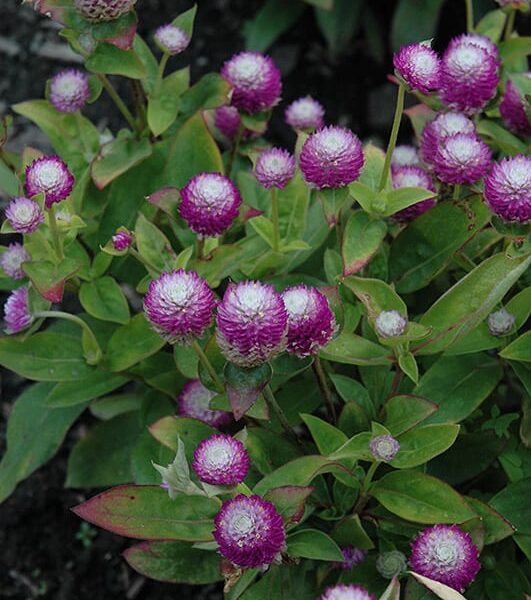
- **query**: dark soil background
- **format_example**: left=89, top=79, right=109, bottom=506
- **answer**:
left=0, top=0, right=509, bottom=598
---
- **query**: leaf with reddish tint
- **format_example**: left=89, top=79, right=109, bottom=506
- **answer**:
left=342, top=211, right=387, bottom=276
left=264, top=486, right=314, bottom=524
left=23, top=259, right=81, bottom=303
left=147, top=187, right=180, bottom=220
left=124, top=541, right=222, bottom=585
left=224, top=362, right=272, bottom=420
left=72, top=485, right=219, bottom=542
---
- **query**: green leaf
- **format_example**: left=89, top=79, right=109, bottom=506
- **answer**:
left=409, top=572, right=466, bottom=600
left=86, top=43, right=146, bottom=78
left=90, top=393, right=143, bottom=420
left=391, top=0, right=445, bottom=51
left=148, top=416, right=215, bottom=461
left=476, top=120, right=527, bottom=155
left=384, top=187, right=436, bottom=217
left=371, top=470, right=475, bottom=524
left=330, top=373, right=373, bottom=417
left=499, top=36, right=531, bottom=62
left=45, top=370, right=127, bottom=407
left=172, top=5, right=197, bottom=37
left=328, top=432, right=372, bottom=461
left=331, top=513, right=375, bottom=549
left=225, top=362, right=272, bottom=420
left=264, top=486, right=314, bottom=524
left=124, top=541, right=222, bottom=584
left=179, top=73, right=231, bottom=115
left=465, top=497, right=514, bottom=545
left=73, top=485, right=219, bottom=541
left=23, top=258, right=81, bottom=303
left=316, top=187, right=352, bottom=227
left=248, top=215, right=275, bottom=248
left=475, top=9, right=506, bottom=42
left=79, top=276, right=130, bottom=324
left=91, top=137, right=152, bottom=189
left=343, top=275, right=407, bottom=322
left=398, top=352, right=419, bottom=384
left=490, top=477, right=531, bottom=535
left=135, top=212, right=176, bottom=272
left=342, top=212, right=387, bottom=276
left=244, top=0, right=305, bottom=52
left=500, top=331, right=531, bottom=362
left=315, top=0, right=364, bottom=56
left=358, top=142, right=388, bottom=192
left=320, top=332, right=391, bottom=366
left=287, top=529, right=344, bottom=561
left=0, top=158, right=20, bottom=196
left=301, top=414, right=348, bottom=455
left=148, top=68, right=190, bottom=136
left=383, top=395, right=438, bottom=436
left=391, top=424, right=459, bottom=469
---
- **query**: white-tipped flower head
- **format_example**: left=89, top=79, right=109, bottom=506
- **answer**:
left=487, top=308, right=515, bottom=336
left=254, top=147, right=296, bottom=190
left=0, top=243, right=30, bottom=280
left=391, top=145, right=420, bottom=170
left=369, top=434, right=400, bottom=462
left=25, top=156, right=75, bottom=208
left=375, top=310, right=407, bottom=338
left=154, top=24, right=190, bottom=55
left=5, top=197, right=44, bottom=234
left=49, top=69, right=90, bottom=113
left=3, top=286, right=33, bottom=334
left=284, top=96, right=325, bottom=131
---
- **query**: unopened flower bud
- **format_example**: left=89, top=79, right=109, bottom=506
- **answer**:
left=111, top=230, right=133, bottom=251
left=376, top=550, right=408, bottom=579
left=487, top=308, right=515, bottom=336
left=154, top=24, right=190, bottom=55
left=375, top=310, right=407, bottom=338
left=369, top=434, right=400, bottom=461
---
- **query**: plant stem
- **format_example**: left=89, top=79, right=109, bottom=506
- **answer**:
left=155, top=53, right=170, bottom=95
left=353, top=460, right=379, bottom=514
left=378, top=83, right=405, bottom=192
left=504, top=9, right=516, bottom=41
left=47, top=204, right=64, bottom=262
left=312, top=356, right=336, bottom=423
left=130, top=247, right=161, bottom=274
left=196, top=237, right=205, bottom=260
left=192, top=340, right=224, bottom=393
left=97, top=74, right=138, bottom=133
left=465, top=0, right=474, bottom=32
left=453, top=184, right=461, bottom=200
left=271, top=187, right=280, bottom=252
left=227, top=122, right=244, bottom=178
left=263, top=385, right=302, bottom=447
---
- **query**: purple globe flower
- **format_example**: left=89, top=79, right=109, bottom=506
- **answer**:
left=221, top=51, right=282, bottom=114
left=143, top=269, right=215, bottom=344
left=213, top=494, right=285, bottom=568
left=320, top=584, right=376, bottom=600
left=179, top=173, right=241, bottom=238
left=3, top=286, right=33, bottom=334
left=500, top=77, right=531, bottom=138
left=112, top=230, right=133, bottom=251
left=0, top=243, right=30, bottom=280
left=74, top=0, right=137, bottom=22
left=391, top=145, right=420, bottom=171
left=334, top=546, right=366, bottom=570
left=282, top=284, right=336, bottom=358
left=49, top=69, right=90, bottom=113
left=440, top=38, right=499, bottom=113
left=484, top=155, right=531, bottom=223
left=420, top=111, right=476, bottom=166
left=192, top=434, right=249, bottom=486
left=25, top=156, right=75, bottom=208
left=254, top=147, right=296, bottom=190
left=375, top=310, right=407, bottom=338
left=450, top=33, right=500, bottom=62
left=284, top=96, right=325, bottom=131
left=369, top=434, right=400, bottom=461
left=392, top=165, right=436, bottom=221
left=5, top=197, right=44, bottom=234
left=487, top=308, right=515, bottom=336
left=216, top=280, right=288, bottom=368
left=154, top=24, right=190, bottom=55
left=432, top=132, right=492, bottom=185
left=410, top=524, right=481, bottom=592
left=177, top=379, right=232, bottom=428
left=393, top=43, right=441, bottom=94
left=300, top=126, right=364, bottom=190
left=213, top=106, right=256, bottom=142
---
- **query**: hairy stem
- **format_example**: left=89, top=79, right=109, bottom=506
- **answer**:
left=354, top=461, right=379, bottom=514
left=378, top=83, right=405, bottom=192
left=97, top=74, right=138, bottom=133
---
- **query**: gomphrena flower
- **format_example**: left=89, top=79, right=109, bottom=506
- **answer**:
left=300, top=126, right=364, bottom=190
left=376, top=550, right=408, bottom=579
left=3, top=286, right=33, bottom=334
left=392, top=165, right=436, bottom=222
left=375, top=310, right=407, bottom=338
left=74, top=0, right=137, bottom=22
left=214, top=106, right=256, bottom=142
left=451, top=33, right=499, bottom=61
left=221, top=51, right=282, bottom=114
left=5, top=197, right=44, bottom=234
left=254, top=147, right=296, bottom=190
left=192, top=434, right=249, bottom=486
left=484, top=155, right=531, bottom=223
left=112, top=230, right=133, bottom=251
left=391, top=144, right=420, bottom=170
left=154, top=24, right=190, bottom=55
left=500, top=77, right=531, bottom=138
left=25, top=156, right=75, bottom=208
left=178, top=379, right=232, bottom=428
left=0, top=243, right=30, bottom=280
left=282, top=284, right=336, bottom=358
left=143, top=269, right=215, bottom=344
left=179, top=173, right=242, bottom=238
left=284, top=96, right=325, bottom=131
left=420, top=111, right=475, bottom=166
left=440, top=37, right=499, bottom=113
left=393, top=42, right=441, bottom=94
left=432, top=132, right=492, bottom=185
left=410, top=524, right=481, bottom=592
left=213, top=494, right=285, bottom=568
left=487, top=308, right=516, bottom=336
left=49, top=69, right=90, bottom=113
left=335, top=546, right=366, bottom=570
left=319, top=584, right=376, bottom=600
left=216, top=281, right=287, bottom=368
left=369, top=434, right=400, bottom=462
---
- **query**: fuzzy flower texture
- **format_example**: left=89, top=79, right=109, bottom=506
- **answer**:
left=155, top=24, right=190, bottom=55
left=3, top=287, right=33, bottom=334
left=431, top=132, right=491, bottom=185
left=254, top=147, right=295, bottom=190
left=49, top=69, right=89, bottom=113
left=112, top=230, right=133, bottom=252
left=500, top=76, right=531, bottom=137
left=25, top=156, right=75, bottom=208
left=393, top=42, right=441, bottom=94
left=320, top=584, right=376, bottom=600
left=75, top=0, right=137, bottom=22
left=192, top=434, right=249, bottom=486
left=420, top=111, right=475, bottom=166
left=484, top=155, right=531, bottom=223
left=284, top=96, right=325, bottom=131
left=178, top=379, right=231, bottom=428
left=370, top=434, right=400, bottom=462
left=5, top=197, right=44, bottom=234
left=0, top=243, right=30, bottom=280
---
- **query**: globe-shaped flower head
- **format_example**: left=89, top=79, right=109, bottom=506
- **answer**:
left=49, top=69, right=90, bottom=113
left=179, top=173, right=241, bottom=238
left=0, top=243, right=30, bottom=280
left=335, top=546, right=366, bottom=570
left=484, top=155, right=531, bottom=223
left=3, top=287, right=33, bottom=335
left=370, top=434, right=400, bottom=461
left=375, top=310, right=407, bottom=338
left=487, top=308, right=515, bottom=337
left=320, top=584, right=376, bottom=600
left=214, top=494, right=285, bottom=568
left=282, top=284, right=336, bottom=357
left=192, top=434, right=249, bottom=486
left=500, top=76, right=531, bottom=138
left=440, top=37, right=499, bottom=113
left=393, top=43, right=441, bottom=94
left=143, top=269, right=215, bottom=344
left=391, top=145, right=420, bottom=171
left=221, top=51, right=282, bottom=114
left=420, top=111, right=475, bottom=166
left=75, top=0, right=137, bottom=22
left=300, top=126, right=364, bottom=189
left=25, top=156, right=75, bottom=208
left=111, top=229, right=133, bottom=251
left=392, top=165, right=436, bottom=221
left=410, top=524, right=480, bottom=592
left=154, top=24, right=190, bottom=55
left=216, top=280, right=288, bottom=368
left=254, top=147, right=295, bottom=189
left=285, top=96, right=325, bottom=131
left=178, top=379, right=231, bottom=428
left=5, top=197, right=44, bottom=234
left=432, top=132, right=491, bottom=185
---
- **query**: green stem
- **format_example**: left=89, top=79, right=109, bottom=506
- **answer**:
left=155, top=53, right=170, bottom=95
left=271, top=187, right=280, bottom=252
left=235, top=482, right=253, bottom=497
left=465, top=0, right=474, bottom=32
left=353, top=461, right=380, bottom=514
left=130, top=247, right=161, bottom=275
left=196, top=237, right=205, bottom=260
left=504, top=9, right=516, bottom=41
left=192, top=340, right=224, bottom=394
left=227, top=122, right=244, bottom=177
left=453, top=184, right=461, bottom=201
left=97, top=74, right=138, bottom=133
left=312, top=356, right=336, bottom=423
left=47, top=204, right=64, bottom=262
left=378, top=83, right=405, bottom=192
left=263, top=385, right=302, bottom=447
